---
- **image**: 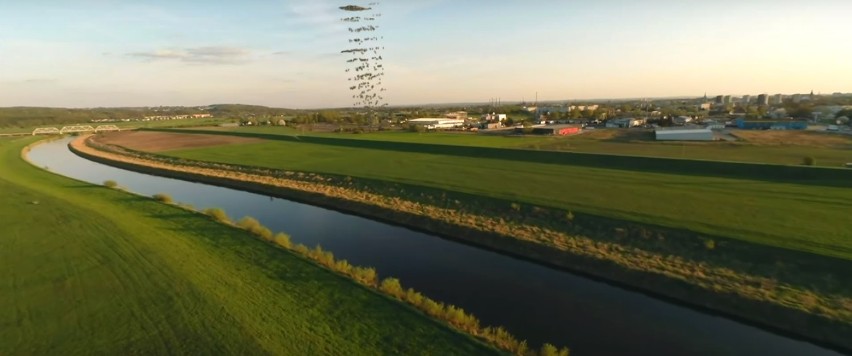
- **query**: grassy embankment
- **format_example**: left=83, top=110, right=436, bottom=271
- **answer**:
left=85, top=130, right=852, bottom=350
left=0, top=137, right=498, bottom=355
left=192, top=126, right=852, bottom=167
left=158, top=132, right=852, bottom=260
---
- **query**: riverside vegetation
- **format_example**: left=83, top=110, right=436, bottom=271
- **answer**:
left=79, top=131, right=852, bottom=351
left=1, top=136, right=508, bottom=355
left=195, top=206, right=570, bottom=356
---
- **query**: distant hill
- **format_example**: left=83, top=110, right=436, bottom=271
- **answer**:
left=0, top=105, right=299, bottom=128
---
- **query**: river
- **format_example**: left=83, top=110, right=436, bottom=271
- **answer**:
left=27, top=138, right=840, bottom=356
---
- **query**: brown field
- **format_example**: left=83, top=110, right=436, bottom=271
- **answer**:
left=577, top=128, right=655, bottom=142
left=96, top=131, right=261, bottom=152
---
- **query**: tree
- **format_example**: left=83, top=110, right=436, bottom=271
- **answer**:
left=569, top=108, right=581, bottom=119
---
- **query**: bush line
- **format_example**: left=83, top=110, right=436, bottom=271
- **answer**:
left=204, top=207, right=570, bottom=355
left=152, top=193, right=173, bottom=204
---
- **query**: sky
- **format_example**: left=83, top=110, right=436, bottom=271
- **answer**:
left=1, top=0, right=851, bottom=108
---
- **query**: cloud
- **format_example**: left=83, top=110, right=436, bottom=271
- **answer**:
left=127, top=46, right=251, bottom=64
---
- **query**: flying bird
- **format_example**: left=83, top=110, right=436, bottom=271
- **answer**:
left=340, top=5, right=371, bottom=11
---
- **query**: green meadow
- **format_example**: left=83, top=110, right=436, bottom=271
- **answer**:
left=0, top=137, right=495, bottom=355
left=161, top=136, right=852, bottom=261
left=194, top=126, right=852, bottom=167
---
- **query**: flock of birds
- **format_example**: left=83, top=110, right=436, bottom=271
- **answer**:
left=340, top=3, right=387, bottom=109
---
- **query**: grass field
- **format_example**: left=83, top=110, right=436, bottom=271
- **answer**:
left=0, top=137, right=494, bottom=355
left=159, top=137, right=852, bottom=261
left=192, top=126, right=852, bottom=167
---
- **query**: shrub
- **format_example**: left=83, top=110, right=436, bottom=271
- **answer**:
left=152, top=193, right=173, bottom=204
left=203, top=208, right=230, bottom=223
left=103, top=180, right=118, bottom=188
left=379, top=277, right=404, bottom=299
left=237, top=216, right=273, bottom=240
left=422, top=298, right=445, bottom=318
left=404, top=288, right=424, bottom=306
left=704, top=239, right=716, bottom=250
left=310, top=245, right=335, bottom=267
left=802, top=156, right=816, bottom=166
left=333, top=259, right=353, bottom=275
left=293, top=243, right=309, bottom=255
left=273, top=232, right=292, bottom=249
left=539, top=343, right=570, bottom=356
left=351, top=266, right=378, bottom=286
left=565, top=210, right=575, bottom=223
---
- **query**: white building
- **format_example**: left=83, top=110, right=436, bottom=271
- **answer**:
left=673, top=116, right=694, bottom=125
left=655, top=127, right=714, bottom=141
left=408, top=118, right=466, bottom=130
left=704, top=120, right=725, bottom=130
left=605, top=118, right=644, bottom=128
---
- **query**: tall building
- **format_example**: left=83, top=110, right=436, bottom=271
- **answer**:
left=723, top=95, right=732, bottom=104
left=757, top=94, right=769, bottom=106
left=714, top=95, right=724, bottom=104
left=792, top=94, right=802, bottom=103
left=741, top=95, right=751, bottom=105
left=774, top=94, right=783, bottom=105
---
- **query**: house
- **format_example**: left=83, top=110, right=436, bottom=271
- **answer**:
left=482, top=113, right=508, bottom=122
left=673, top=116, right=694, bottom=125
left=481, top=122, right=501, bottom=129
left=655, top=127, right=714, bottom=141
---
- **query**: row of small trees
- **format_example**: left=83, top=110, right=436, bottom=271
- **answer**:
left=100, top=179, right=571, bottom=355
left=197, top=205, right=569, bottom=356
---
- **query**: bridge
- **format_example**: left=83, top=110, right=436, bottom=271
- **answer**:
left=32, top=125, right=121, bottom=135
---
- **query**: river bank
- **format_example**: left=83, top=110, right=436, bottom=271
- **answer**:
left=3, top=136, right=503, bottom=355
left=72, top=134, right=852, bottom=353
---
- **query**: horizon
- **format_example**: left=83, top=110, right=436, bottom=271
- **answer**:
left=2, top=0, right=850, bottom=108
left=3, top=91, right=848, bottom=111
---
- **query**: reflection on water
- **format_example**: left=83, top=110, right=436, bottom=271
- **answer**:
left=26, top=138, right=839, bottom=356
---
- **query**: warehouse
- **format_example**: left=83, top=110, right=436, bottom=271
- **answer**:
left=407, top=118, right=466, bottom=130
left=734, top=118, right=808, bottom=130
left=514, top=124, right=582, bottom=135
left=531, top=124, right=583, bottom=135
left=655, top=127, right=714, bottom=141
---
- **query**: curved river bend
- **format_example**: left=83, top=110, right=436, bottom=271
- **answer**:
left=27, top=138, right=840, bottom=356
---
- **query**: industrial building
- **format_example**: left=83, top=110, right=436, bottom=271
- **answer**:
left=515, top=124, right=582, bottom=135
left=605, top=118, right=644, bottom=128
left=408, top=118, right=466, bottom=130
left=655, top=127, right=714, bottom=141
left=531, top=124, right=582, bottom=136
left=734, top=118, right=808, bottom=130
